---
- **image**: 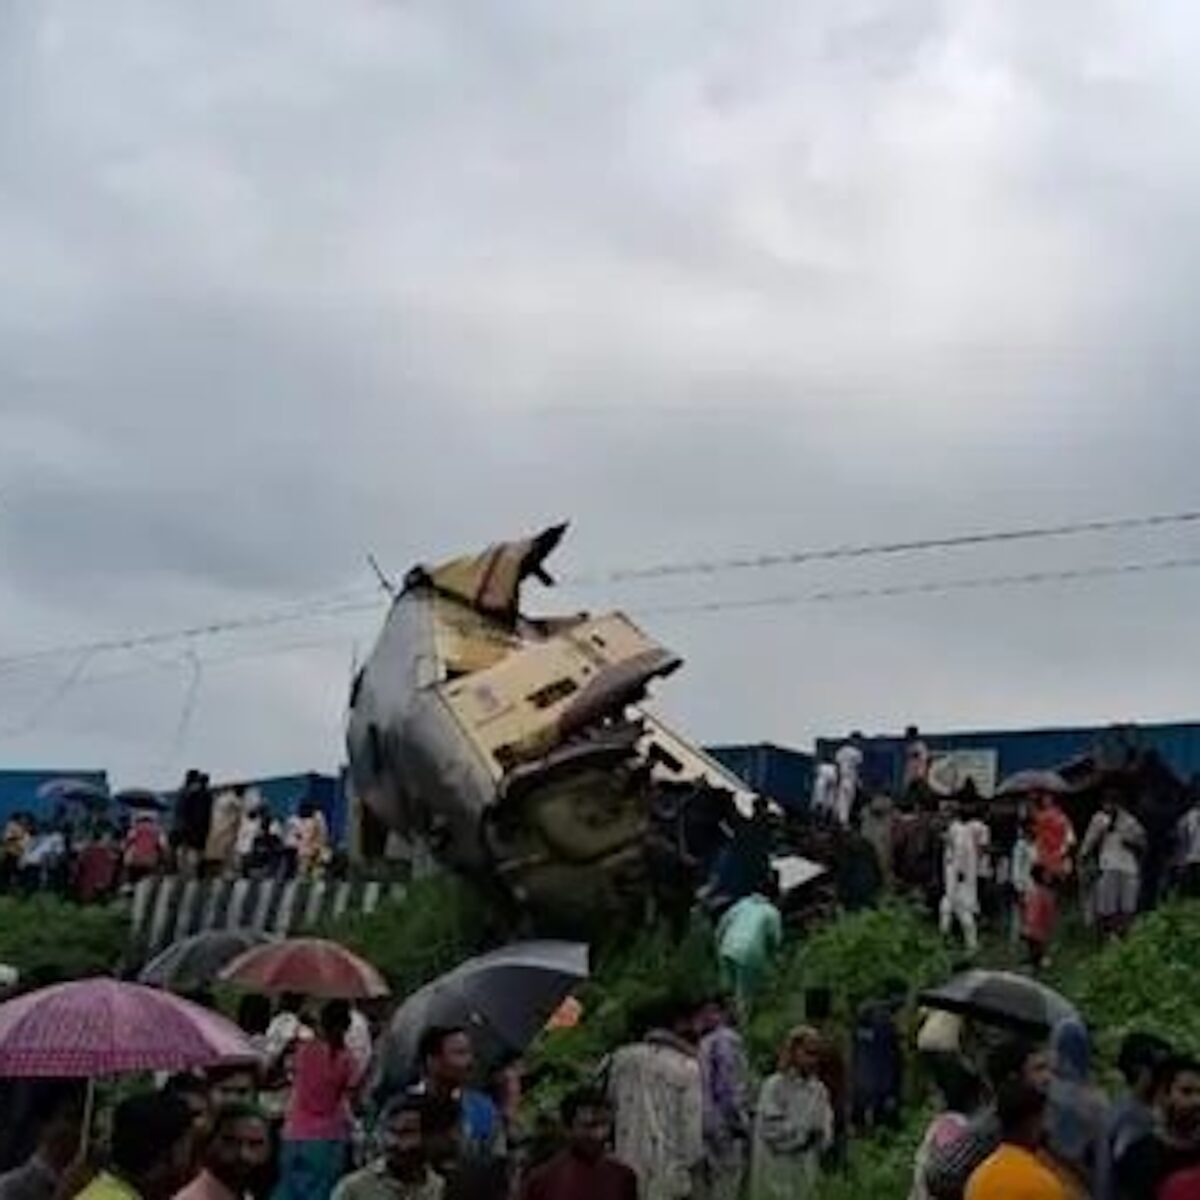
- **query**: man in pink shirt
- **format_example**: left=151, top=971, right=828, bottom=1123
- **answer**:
left=175, top=1104, right=271, bottom=1200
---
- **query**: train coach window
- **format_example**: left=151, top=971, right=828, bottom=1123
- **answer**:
left=527, top=677, right=579, bottom=709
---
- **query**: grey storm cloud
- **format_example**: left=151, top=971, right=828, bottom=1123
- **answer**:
left=2, top=0, right=1200, bottom=784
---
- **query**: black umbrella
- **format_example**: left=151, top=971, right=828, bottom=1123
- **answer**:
left=919, top=969, right=1079, bottom=1035
left=995, top=769, right=1069, bottom=798
left=379, top=941, right=588, bottom=1083
left=115, top=789, right=169, bottom=812
left=36, top=778, right=110, bottom=809
left=139, top=930, right=278, bottom=993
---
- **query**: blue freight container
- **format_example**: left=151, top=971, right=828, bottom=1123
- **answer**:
left=0, top=768, right=109, bottom=825
left=219, top=772, right=346, bottom=841
left=706, top=743, right=815, bottom=813
left=815, top=720, right=1200, bottom=794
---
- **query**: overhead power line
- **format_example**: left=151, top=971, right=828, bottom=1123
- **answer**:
left=570, top=507, right=1200, bottom=585
left=0, top=593, right=384, bottom=674
left=1, top=551, right=1198, bottom=740
left=1, top=505, right=1199, bottom=672
left=642, top=553, right=1200, bottom=616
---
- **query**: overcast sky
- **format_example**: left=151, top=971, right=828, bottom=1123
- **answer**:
left=3, top=0, right=1200, bottom=788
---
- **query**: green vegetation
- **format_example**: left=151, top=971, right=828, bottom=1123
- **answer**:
left=528, top=918, right=720, bottom=1113
left=519, top=901, right=950, bottom=1123
left=318, top=874, right=495, bottom=998
left=1062, top=900, right=1200, bottom=1056
left=748, top=901, right=951, bottom=1063
left=0, top=896, right=128, bottom=982
left=816, top=899, right=1200, bottom=1200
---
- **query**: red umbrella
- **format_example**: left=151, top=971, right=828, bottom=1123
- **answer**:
left=0, top=978, right=257, bottom=1077
left=220, top=937, right=390, bottom=1000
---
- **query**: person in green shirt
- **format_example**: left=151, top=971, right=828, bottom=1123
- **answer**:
left=715, top=878, right=783, bottom=1017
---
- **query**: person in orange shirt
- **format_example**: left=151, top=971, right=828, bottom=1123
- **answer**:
left=966, top=1079, right=1066, bottom=1200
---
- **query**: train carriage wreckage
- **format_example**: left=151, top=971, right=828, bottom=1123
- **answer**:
left=346, top=524, right=808, bottom=927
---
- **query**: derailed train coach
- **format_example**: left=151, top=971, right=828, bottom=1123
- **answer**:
left=346, top=524, right=760, bottom=927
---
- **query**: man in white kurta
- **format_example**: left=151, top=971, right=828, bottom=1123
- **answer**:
left=939, top=810, right=990, bottom=954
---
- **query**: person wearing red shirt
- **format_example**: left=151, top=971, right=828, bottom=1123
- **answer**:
left=521, top=1089, right=636, bottom=1200
left=1032, top=794, right=1076, bottom=883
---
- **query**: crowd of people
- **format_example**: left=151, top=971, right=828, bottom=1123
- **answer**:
left=914, top=1025, right=1200, bottom=1200
left=2, top=725, right=1200, bottom=1200
left=0, top=985, right=847, bottom=1200
left=0, top=771, right=335, bottom=903
left=2, top=970, right=1198, bottom=1200
left=809, top=727, right=1200, bottom=966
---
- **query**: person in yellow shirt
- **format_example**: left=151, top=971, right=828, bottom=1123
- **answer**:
left=76, top=1092, right=197, bottom=1200
left=966, top=1079, right=1067, bottom=1200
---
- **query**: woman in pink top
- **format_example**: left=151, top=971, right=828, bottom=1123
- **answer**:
left=274, top=999, right=358, bottom=1200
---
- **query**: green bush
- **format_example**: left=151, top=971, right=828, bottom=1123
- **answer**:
left=526, top=916, right=719, bottom=1115
left=0, top=896, right=128, bottom=982
left=748, top=902, right=952, bottom=1066
left=1068, top=899, right=1200, bottom=1056
left=318, top=874, right=495, bottom=998
left=813, top=1108, right=931, bottom=1200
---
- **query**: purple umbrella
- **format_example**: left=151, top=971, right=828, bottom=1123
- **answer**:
left=0, top=977, right=257, bottom=1077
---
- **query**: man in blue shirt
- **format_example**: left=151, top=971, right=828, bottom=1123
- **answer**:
left=408, top=1027, right=504, bottom=1162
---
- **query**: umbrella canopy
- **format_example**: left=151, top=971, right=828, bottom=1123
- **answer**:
left=0, top=978, right=257, bottom=1077
left=35, top=778, right=110, bottom=809
left=115, top=788, right=169, bottom=812
left=995, top=769, right=1069, bottom=798
left=140, top=930, right=278, bottom=993
left=220, top=937, right=390, bottom=1000
left=919, top=970, right=1080, bottom=1036
left=381, top=940, right=588, bottom=1080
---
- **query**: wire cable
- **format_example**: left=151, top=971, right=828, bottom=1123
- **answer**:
left=640, top=553, right=1200, bottom=616
left=1, top=506, right=1199, bottom=670
left=0, top=649, right=96, bottom=739
left=570, top=507, right=1200, bottom=584
left=0, top=594, right=384, bottom=674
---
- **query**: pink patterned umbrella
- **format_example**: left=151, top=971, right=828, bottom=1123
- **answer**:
left=0, top=978, right=258, bottom=1077
left=220, top=937, right=389, bottom=1000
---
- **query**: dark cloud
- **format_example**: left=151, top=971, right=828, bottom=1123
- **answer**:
left=2, top=0, right=1200, bottom=783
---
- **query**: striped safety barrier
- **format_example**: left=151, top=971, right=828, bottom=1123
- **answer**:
left=127, top=874, right=408, bottom=963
